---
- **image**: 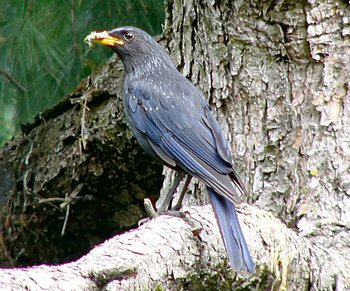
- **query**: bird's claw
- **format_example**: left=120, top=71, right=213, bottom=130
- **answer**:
left=138, top=197, right=187, bottom=226
left=159, top=210, right=186, bottom=218
left=140, top=198, right=202, bottom=235
left=138, top=217, right=150, bottom=226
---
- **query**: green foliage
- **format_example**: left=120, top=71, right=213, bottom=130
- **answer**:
left=0, top=0, right=164, bottom=144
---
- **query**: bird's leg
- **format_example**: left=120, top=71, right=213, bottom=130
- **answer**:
left=156, top=171, right=186, bottom=214
left=171, top=175, right=192, bottom=211
left=140, top=171, right=187, bottom=225
left=164, top=175, right=202, bottom=234
left=143, top=172, right=200, bottom=234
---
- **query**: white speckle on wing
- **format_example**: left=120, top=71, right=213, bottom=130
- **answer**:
left=155, top=107, right=159, bottom=110
left=171, top=105, right=175, bottom=108
left=182, top=93, right=188, bottom=103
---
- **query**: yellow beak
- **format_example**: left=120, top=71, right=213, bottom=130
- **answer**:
left=92, top=36, right=124, bottom=46
left=84, top=31, right=124, bottom=47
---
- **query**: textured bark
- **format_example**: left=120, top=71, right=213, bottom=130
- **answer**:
left=159, top=0, right=350, bottom=289
left=0, top=58, right=163, bottom=266
left=0, top=0, right=349, bottom=290
left=1, top=205, right=348, bottom=290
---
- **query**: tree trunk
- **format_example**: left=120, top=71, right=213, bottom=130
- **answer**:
left=161, top=0, right=350, bottom=288
left=0, top=0, right=349, bottom=290
left=0, top=59, right=163, bottom=266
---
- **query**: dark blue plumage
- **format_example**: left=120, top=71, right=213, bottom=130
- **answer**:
left=90, top=26, right=255, bottom=273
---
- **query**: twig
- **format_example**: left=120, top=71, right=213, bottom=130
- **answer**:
left=60, top=183, right=84, bottom=209
left=0, top=67, right=27, bottom=92
left=70, top=93, right=90, bottom=151
left=61, top=193, right=70, bottom=236
left=60, top=183, right=84, bottom=236
left=80, top=93, right=90, bottom=150
left=37, top=197, right=67, bottom=204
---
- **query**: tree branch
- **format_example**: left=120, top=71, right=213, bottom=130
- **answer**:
left=0, top=205, right=347, bottom=290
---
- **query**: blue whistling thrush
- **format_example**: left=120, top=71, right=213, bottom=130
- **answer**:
left=85, top=26, right=255, bottom=273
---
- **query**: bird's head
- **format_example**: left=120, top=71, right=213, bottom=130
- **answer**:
left=85, top=26, right=174, bottom=74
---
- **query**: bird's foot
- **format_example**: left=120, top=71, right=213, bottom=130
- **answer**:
left=142, top=197, right=185, bottom=218
left=138, top=198, right=157, bottom=226
left=139, top=198, right=202, bottom=235
left=138, top=198, right=186, bottom=226
left=143, top=198, right=158, bottom=218
left=159, top=209, right=186, bottom=218
left=138, top=217, right=150, bottom=226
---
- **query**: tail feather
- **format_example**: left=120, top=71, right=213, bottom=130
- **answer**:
left=208, top=187, right=255, bottom=273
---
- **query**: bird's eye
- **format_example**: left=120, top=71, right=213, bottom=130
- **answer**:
left=124, top=32, right=134, bottom=41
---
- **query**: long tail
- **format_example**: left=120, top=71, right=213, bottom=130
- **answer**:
left=207, top=187, right=255, bottom=273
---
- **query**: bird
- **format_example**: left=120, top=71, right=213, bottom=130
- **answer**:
left=85, top=26, right=255, bottom=273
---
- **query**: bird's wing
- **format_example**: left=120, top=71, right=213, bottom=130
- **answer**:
left=127, top=77, right=245, bottom=203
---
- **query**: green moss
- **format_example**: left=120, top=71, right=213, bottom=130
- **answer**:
left=264, top=144, right=278, bottom=157
left=88, top=266, right=137, bottom=289
left=173, top=262, right=275, bottom=291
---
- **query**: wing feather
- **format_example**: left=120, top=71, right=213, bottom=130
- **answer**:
left=126, top=76, right=246, bottom=202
